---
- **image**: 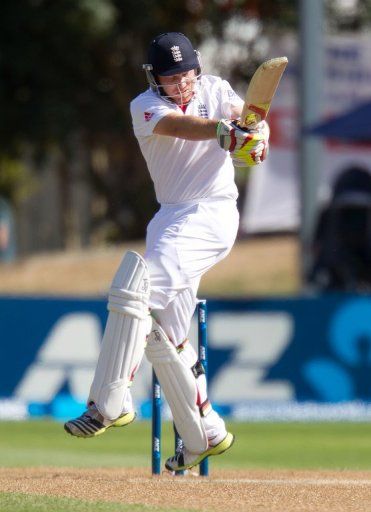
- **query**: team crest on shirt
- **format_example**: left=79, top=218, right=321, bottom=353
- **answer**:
left=144, top=111, right=154, bottom=122
left=198, top=104, right=208, bottom=118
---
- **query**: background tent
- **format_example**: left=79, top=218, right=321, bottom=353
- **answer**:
left=309, top=100, right=371, bottom=141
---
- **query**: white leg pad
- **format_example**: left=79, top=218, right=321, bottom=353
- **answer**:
left=145, top=320, right=208, bottom=454
left=89, top=251, right=152, bottom=420
left=179, top=343, right=227, bottom=445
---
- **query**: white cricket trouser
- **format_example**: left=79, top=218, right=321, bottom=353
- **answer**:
left=145, top=198, right=239, bottom=345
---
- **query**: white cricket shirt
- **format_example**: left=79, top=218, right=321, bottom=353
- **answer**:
left=130, top=74, right=243, bottom=204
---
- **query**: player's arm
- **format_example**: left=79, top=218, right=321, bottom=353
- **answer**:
left=153, top=113, right=218, bottom=141
left=153, top=112, right=269, bottom=167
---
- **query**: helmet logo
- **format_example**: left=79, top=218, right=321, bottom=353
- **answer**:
left=170, top=45, right=183, bottom=62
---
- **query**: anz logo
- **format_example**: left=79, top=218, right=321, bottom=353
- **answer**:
left=14, top=313, right=102, bottom=402
left=206, top=312, right=294, bottom=402
left=304, top=298, right=371, bottom=401
left=13, top=299, right=370, bottom=408
left=14, top=310, right=294, bottom=406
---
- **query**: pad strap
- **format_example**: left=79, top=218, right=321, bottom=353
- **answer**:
left=191, top=360, right=205, bottom=379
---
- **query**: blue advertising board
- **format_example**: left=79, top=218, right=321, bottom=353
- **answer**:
left=1, top=294, right=371, bottom=421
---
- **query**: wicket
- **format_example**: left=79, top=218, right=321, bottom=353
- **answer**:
left=151, top=299, right=209, bottom=476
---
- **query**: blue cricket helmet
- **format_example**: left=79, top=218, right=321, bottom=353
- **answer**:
left=147, top=32, right=200, bottom=76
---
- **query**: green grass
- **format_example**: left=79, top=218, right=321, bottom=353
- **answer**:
left=0, top=493, right=192, bottom=512
left=230, top=422, right=371, bottom=470
left=1, top=420, right=371, bottom=470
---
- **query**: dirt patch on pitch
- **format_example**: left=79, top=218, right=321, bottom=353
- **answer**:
left=1, top=467, right=370, bottom=511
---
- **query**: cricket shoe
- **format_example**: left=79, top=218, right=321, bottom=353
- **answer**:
left=165, top=432, right=235, bottom=472
left=64, top=403, right=136, bottom=438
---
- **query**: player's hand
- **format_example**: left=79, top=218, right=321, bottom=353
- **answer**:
left=216, top=119, right=269, bottom=167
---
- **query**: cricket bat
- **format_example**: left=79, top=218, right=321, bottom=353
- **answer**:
left=240, top=56, right=288, bottom=128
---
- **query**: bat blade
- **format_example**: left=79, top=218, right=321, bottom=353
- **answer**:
left=240, top=56, right=288, bottom=128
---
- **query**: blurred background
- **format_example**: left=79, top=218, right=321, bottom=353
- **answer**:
left=1, top=0, right=371, bottom=426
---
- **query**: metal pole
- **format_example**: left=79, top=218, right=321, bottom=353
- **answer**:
left=299, top=0, right=324, bottom=286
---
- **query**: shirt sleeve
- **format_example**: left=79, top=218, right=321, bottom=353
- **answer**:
left=130, top=92, right=177, bottom=137
left=219, top=80, right=244, bottom=119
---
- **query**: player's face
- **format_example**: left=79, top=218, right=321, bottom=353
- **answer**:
left=157, top=69, right=197, bottom=106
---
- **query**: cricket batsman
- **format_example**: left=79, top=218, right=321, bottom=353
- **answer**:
left=65, top=32, right=269, bottom=472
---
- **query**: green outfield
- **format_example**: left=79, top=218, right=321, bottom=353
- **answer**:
left=1, top=419, right=371, bottom=470
left=0, top=493, right=190, bottom=512
left=1, top=420, right=371, bottom=512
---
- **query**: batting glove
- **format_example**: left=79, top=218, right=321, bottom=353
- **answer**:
left=216, top=119, right=270, bottom=167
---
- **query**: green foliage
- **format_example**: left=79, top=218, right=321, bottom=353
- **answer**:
left=0, top=0, right=119, bottom=150
left=0, top=156, right=34, bottom=203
